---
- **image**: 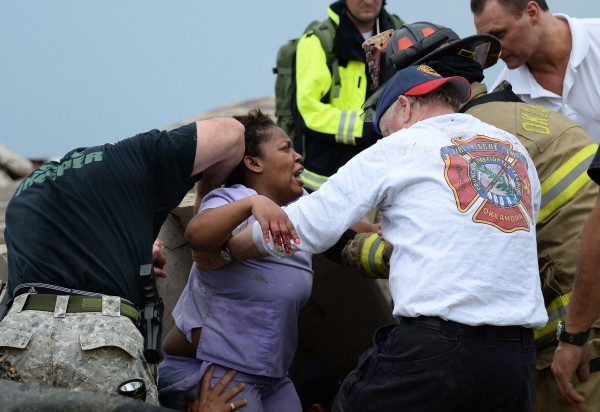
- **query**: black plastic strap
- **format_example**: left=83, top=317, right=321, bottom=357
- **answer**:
left=460, top=88, right=524, bottom=113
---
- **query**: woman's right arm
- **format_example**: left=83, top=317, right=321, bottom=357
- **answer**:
left=185, top=196, right=257, bottom=252
left=185, top=194, right=298, bottom=254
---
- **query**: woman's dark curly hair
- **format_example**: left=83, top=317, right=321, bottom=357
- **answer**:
left=225, top=108, right=279, bottom=186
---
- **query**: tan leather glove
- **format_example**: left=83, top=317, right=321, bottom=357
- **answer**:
left=341, top=232, right=392, bottom=279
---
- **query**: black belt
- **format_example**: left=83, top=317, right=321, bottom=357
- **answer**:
left=21, top=293, right=139, bottom=322
left=400, top=316, right=530, bottom=341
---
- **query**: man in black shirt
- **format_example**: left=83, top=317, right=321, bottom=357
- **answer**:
left=0, top=118, right=244, bottom=404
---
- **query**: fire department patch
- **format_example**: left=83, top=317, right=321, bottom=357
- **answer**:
left=440, top=135, right=534, bottom=232
left=416, top=64, right=440, bottom=76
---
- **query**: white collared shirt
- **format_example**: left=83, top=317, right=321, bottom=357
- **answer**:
left=491, top=14, right=600, bottom=142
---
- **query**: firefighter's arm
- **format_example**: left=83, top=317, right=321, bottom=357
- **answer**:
left=341, top=232, right=392, bottom=279
left=552, top=192, right=600, bottom=411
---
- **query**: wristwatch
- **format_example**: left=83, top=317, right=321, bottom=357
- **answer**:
left=556, top=320, right=590, bottom=346
left=220, top=244, right=235, bottom=264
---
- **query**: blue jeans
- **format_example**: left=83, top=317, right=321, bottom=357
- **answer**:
left=333, top=319, right=536, bottom=412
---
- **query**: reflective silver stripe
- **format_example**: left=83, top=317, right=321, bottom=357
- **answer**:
left=540, top=159, right=589, bottom=207
left=336, top=111, right=348, bottom=144
left=300, top=169, right=329, bottom=191
left=534, top=293, right=570, bottom=341
left=360, top=233, right=387, bottom=279
left=366, top=236, right=387, bottom=279
left=347, top=111, right=357, bottom=145
left=335, top=111, right=358, bottom=145
left=538, top=144, right=597, bottom=222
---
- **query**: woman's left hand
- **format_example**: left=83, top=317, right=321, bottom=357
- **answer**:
left=250, top=195, right=300, bottom=253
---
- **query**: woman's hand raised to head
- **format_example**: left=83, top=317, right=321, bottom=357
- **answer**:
left=250, top=195, right=300, bottom=253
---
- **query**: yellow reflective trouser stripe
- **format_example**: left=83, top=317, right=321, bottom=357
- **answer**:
left=360, top=233, right=387, bottom=279
left=534, top=292, right=571, bottom=341
left=538, top=144, right=598, bottom=222
left=300, top=169, right=328, bottom=191
left=335, top=110, right=357, bottom=145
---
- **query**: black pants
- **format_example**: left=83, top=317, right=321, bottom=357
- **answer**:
left=333, top=318, right=536, bottom=412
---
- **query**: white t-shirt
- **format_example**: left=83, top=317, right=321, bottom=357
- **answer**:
left=254, top=113, right=548, bottom=328
left=491, top=14, right=600, bottom=142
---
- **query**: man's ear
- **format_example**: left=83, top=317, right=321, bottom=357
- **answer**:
left=397, top=95, right=412, bottom=125
left=526, top=0, right=541, bottom=24
left=243, top=155, right=263, bottom=173
left=398, top=94, right=409, bottom=108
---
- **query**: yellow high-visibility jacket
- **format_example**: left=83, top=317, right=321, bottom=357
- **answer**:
left=294, top=2, right=402, bottom=191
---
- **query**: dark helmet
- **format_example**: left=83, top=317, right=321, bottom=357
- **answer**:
left=364, top=22, right=459, bottom=90
left=362, top=21, right=501, bottom=111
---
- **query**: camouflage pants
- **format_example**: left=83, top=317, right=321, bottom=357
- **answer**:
left=0, top=293, right=158, bottom=404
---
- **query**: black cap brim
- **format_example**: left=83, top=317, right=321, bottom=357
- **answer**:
left=363, top=86, right=384, bottom=111
left=414, top=34, right=501, bottom=69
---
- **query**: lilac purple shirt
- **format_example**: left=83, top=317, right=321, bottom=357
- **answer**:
left=172, top=185, right=313, bottom=377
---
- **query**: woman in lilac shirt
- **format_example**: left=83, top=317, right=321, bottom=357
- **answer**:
left=158, top=109, right=312, bottom=411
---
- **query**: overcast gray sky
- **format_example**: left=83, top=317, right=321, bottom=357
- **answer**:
left=1, top=1, right=597, bottom=158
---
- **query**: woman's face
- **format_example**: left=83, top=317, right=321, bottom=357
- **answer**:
left=256, top=127, right=304, bottom=205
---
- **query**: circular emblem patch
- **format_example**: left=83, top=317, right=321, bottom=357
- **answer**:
left=469, top=155, right=522, bottom=208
